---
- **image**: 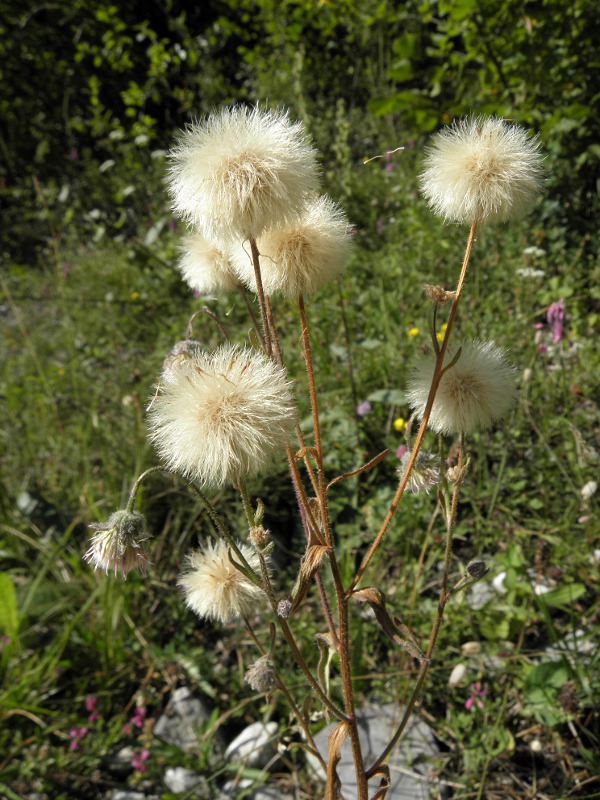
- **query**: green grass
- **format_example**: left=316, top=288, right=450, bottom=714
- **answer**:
left=1, top=147, right=599, bottom=799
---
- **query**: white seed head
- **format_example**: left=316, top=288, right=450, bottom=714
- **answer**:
left=407, top=340, right=517, bottom=435
left=229, top=194, right=352, bottom=298
left=245, top=655, right=277, bottom=692
left=167, top=105, right=320, bottom=244
left=147, top=343, right=296, bottom=487
left=419, top=116, right=544, bottom=224
left=178, top=539, right=264, bottom=624
left=178, top=232, right=241, bottom=294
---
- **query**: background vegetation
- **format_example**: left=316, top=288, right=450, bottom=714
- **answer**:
left=1, top=1, right=598, bottom=798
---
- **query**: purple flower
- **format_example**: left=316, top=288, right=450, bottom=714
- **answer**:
left=396, top=444, right=408, bottom=459
left=547, top=299, right=566, bottom=343
left=356, top=401, right=372, bottom=417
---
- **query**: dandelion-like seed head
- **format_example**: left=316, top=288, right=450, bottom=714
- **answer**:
left=229, top=195, right=352, bottom=298
left=178, top=232, right=241, bottom=294
left=84, top=510, right=150, bottom=578
left=399, top=450, right=440, bottom=494
left=407, top=340, right=517, bottom=435
left=167, top=106, right=320, bottom=245
left=148, top=343, right=297, bottom=488
left=178, top=539, right=264, bottom=624
left=419, top=116, right=544, bottom=224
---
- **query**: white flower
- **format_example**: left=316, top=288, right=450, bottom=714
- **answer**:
left=178, top=539, right=264, bottom=624
left=84, top=510, right=150, bottom=578
left=516, top=267, right=545, bottom=279
left=147, top=344, right=296, bottom=487
left=407, top=340, right=517, bottom=435
left=581, top=481, right=598, bottom=501
left=178, top=232, right=241, bottom=294
left=419, top=116, right=544, bottom=224
left=229, top=195, right=352, bottom=298
left=167, top=105, right=319, bottom=244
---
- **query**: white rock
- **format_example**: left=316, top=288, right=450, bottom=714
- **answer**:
left=306, top=703, right=440, bottom=800
left=581, top=480, right=598, bottom=501
left=164, top=766, right=206, bottom=793
left=154, top=686, right=211, bottom=752
left=448, top=663, right=467, bottom=688
left=492, top=571, right=508, bottom=595
left=225, top=721, right=278, bottom=768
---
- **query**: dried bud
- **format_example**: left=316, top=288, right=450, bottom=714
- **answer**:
left=447, top=465, right=464, bottom=483
left=424, top=284, right=457, bottom=304
left=399, top=450, right=440, bottom=494
left=466, top=559, right=489, bottom=580
left=84, top=510, right=150, bottom=578
left=277, top=599, right=292, bottom=619
left=244, top=655, right=277, bottom=693
left=249, top=525, right=270, bottom=550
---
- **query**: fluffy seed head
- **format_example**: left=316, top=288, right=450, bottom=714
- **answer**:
left=229, top=195, right=352, bottom=298
left=84, top=510, right=150, bottom=578
left=178, top=232, right=241, bottom=294
left=419, top=116, right=544, bottom=224
left=147, top=344, right=296, bottom=488
left=167, top=105, right=320, bottom=244
left=407, top=340, right=517, bottom=434
left=178, top=539, right=264, bottom=624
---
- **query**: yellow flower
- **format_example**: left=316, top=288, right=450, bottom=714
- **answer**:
left=436, top=323, right=447, bottom=342
left=130, top=291, right=140, bottom=301
left=407, top=327, right=419, bottom=337
left=393, top=417, right=406, bottom=432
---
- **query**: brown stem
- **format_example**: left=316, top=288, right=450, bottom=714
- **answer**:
left=237, top=286, right=265, bottom=349
left=297, top=294, right=367, bottom=797
left=367, top=436, right=466, bottom=776
left=349, top=219, right=478, bottom=592
left=249, top=237, right=272, bottom=356
left=243, top=618, right=327, bottom=770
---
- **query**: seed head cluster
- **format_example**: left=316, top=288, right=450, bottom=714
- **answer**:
left=407, top=340, right=517, bottom=435
left=178, top=539, right=264, bottom=624
left=229, top=195, right=352, bottom=298
left=148, top=344, right=296, bottom=488
left=419, top=116, right=544, bottom=224
left=167, top=106, right=320, bottom=245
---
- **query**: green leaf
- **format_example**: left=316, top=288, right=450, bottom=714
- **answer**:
left=536, top=583, right=586, bottom=608
left=367, top=388, right=405, bottom=404
left=0, top=573, right=19, bottom=639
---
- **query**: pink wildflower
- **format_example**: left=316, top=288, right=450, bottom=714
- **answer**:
left=131, top=748, right=150, bottom=772
left=356, top=401, right=372, bottom=417
left=396, top=444, right=408, bottom=459
left=547, top=299, right=566, bottom=343
left=465, top=682, right=488, bottom=711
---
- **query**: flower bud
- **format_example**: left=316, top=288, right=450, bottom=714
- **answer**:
left=244, top=655, right=277, bottom=693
